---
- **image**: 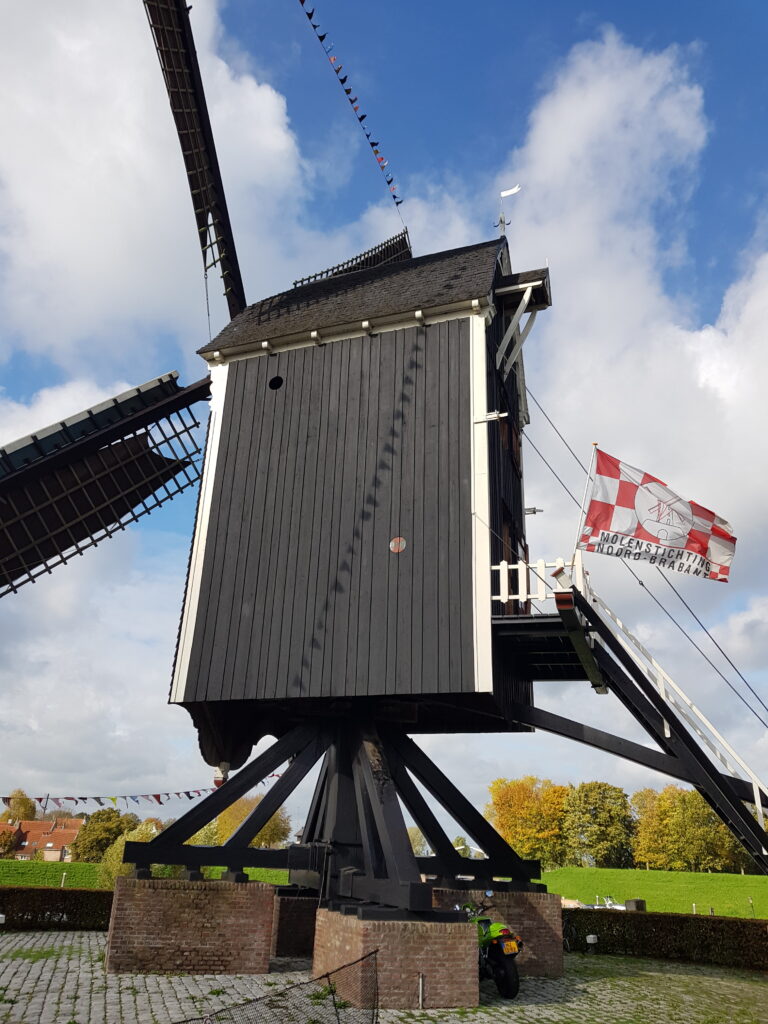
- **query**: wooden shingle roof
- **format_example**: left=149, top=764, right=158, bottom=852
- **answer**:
left=199, top=237, right=506, bottom=357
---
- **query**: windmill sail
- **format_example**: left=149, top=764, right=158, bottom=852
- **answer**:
left=0, top=373, right=209, bottom=597
left=143, top=0, right=247, bottom=320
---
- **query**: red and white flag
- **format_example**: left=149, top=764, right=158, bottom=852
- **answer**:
left=577, top=450, right=736, bottom=582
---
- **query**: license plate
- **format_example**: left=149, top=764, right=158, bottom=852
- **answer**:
left=502, top=940, right=518, bottom=954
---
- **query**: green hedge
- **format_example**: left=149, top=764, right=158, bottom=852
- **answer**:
left=563, top=908, right=768, bottom=971
left=0, top=887, right=113, bottom=930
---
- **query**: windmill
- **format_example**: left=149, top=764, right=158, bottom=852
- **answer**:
left=2, top=0, right=766, bottom=933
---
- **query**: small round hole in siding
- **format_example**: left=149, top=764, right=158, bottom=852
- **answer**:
left=268, top=376, right=284, bottom=391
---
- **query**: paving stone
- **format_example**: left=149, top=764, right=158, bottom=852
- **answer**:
left=0, top=932, right=765, bottom=1024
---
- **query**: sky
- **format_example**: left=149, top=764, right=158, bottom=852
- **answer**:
left=0, top=0, right=767, bottom=844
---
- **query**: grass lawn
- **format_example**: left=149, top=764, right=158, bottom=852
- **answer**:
left=0, top=861, right=100, bottom=888
left=0, top=860, right=289, bottom=889
left=543, top=866, right=768, bottom=919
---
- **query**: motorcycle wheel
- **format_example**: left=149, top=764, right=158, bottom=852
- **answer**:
left=493, top=956, right=520, bottom=999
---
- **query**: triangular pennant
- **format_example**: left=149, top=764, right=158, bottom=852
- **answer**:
left=318, top=33, right=327, bottom=42
left=108, top=796, right=117, bottom=806
left=395, top=199, right=403, bottom=206
left=185, top=791, right=194, bottom=799
left=1, top=797, right=10, bottom=808
left=344, top=87, right=352, bottom=95
left=329, top=55, right=337, bottom=63
left=35, top=797, right=45, bottom=807
left=335, top=65, right=343, bottom=74
left=350, top=96, right=358, bottom=104
left=152, top=794, right=163, bottom=805
left=142, top=795, right=154, bottom=804
left=129, top=796, right=140, bottom=804
left=94, top=797, right=104, bottom=806
left=52, top=798, right=63, bottom=808
left=390, top=186, right=397, bottom=192
left=358, top=113, right=366, bottom=122
left=339, top=75, right=348, bottom=84
left=370, top=140, right=379, bottom=146
left=385, top=175, right=393, bottom=183
left=353, top=105, right=360, bottom=112
left=306, top=7, right=315, bottom=16
left=373, top=148, right=379, bottom=154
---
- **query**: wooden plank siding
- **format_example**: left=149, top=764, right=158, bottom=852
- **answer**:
left=177, top=320, right=475, bottom=703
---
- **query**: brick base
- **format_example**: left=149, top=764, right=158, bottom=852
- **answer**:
left=312, top=908, right=478, bottom=1009
left=106, top=877, right=274, bottom=974
left=271, top=890, right=318, bottom=957
left=433, top=889, right=563, bottom=978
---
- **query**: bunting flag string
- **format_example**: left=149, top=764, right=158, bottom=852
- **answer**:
left=297, top=0, right=405, bottom=214
left=1, top=774, right=284, bottom=812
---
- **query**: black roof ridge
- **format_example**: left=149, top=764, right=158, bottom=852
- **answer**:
left=269, top=236, right=503, bottom=309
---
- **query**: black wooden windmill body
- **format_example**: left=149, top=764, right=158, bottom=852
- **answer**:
left=2, top=0, right=766, bottom=918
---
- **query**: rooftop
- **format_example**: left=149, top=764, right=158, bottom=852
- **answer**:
left=199, top=237, right=510, bottom=358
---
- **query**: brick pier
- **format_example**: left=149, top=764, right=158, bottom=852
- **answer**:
left=312, top=907, right=477, bottom=1009
left=105, top=877, right=275, bottom=974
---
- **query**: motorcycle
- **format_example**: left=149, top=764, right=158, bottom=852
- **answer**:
left=457, top=891, right=523, bottom=999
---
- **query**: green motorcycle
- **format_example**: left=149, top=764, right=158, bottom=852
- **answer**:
left=459, top=891, right=522, bottom=999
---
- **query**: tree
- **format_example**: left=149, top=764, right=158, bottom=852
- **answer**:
left=631, top=787, right=668, bottom=869
left=41, top=809, right=77, bottom=821
left=485, top=776, right=569, bottom=869
left=0, top=829, right=17, bottom=857
left=633, top=785, right=752, bottom=873
left=71, top=809, right=140, bottom=863
left=563, top=782, right=634, bottom=868
left=407, top=826, right=430, bottom=857
left=0, top=789, right=36, bottom=823
left=98, top=819, right=177, bottom=889
left=217, top=796, right=291, bottom=848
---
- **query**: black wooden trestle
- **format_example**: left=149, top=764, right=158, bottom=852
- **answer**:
left=125, top=722, right=543, bottom=916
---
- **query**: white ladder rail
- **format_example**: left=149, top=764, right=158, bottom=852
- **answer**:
left=590, top=591, right=768, bottom=832
left=489, top=552, right=767, bottom=832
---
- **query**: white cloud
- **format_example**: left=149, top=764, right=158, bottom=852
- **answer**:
left=0, top=378, right=130, bottom=445
left=0, top=16, right=765, bottom=838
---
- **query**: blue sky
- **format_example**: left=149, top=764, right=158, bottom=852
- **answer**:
left=0, top=0, right=766, bottom=834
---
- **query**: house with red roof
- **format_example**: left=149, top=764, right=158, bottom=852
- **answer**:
left=6, top=819, right=85, bottom=862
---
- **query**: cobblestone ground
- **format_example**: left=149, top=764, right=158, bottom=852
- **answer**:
left=0, top=932, right=765, bottom=1024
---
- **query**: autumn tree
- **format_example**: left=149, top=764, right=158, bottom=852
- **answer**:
left=563, top=782, right=634, bottom=867
left=0, top=789, right=36, bottom=823
left=0, top=830, right=17, bottom=857
left=631, top=788, right=668, bottom=869
left=217, top=796, right=291, bottom=848
left=71, top=809, right=140, bottom=863
left=486, top=776, right=569, bottom=869
left=98, top=819, right=165, bottom=889
left=633, top=785, right=751, bottom=872
left=407, top=826, right=430, bottom=857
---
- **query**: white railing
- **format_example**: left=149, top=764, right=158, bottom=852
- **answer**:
left=590, top=592, right=768, bottom=833
left=491, top=550, right=588, bottom=604
left=491, top=551, right=768, bottom=833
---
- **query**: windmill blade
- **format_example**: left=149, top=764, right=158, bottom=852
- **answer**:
left=0, top=373, right=210, bottom=598
left=143, top=0, right=247, bottom=320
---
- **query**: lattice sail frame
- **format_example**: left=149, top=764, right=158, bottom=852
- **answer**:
left=0, top=374, right=208, bottom=598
